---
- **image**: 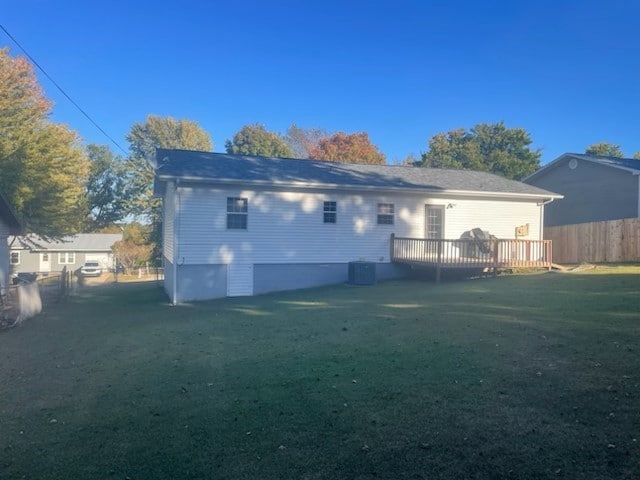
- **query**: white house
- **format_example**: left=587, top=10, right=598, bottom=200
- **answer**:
left=0, top=191, right=23, bottom=292
left=154, top=149, right=561, bottom=303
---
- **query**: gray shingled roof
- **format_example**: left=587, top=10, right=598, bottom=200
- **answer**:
left=10, top=234, right=122, bottom=252
left=567, top=153, right=640, bottom=172
left=525, top=153, right=640, bottom=181
left=154, top=149, right=560, bottom=199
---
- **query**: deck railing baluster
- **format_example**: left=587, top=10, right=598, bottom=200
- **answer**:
left=389, top=236, right=552, bottom=270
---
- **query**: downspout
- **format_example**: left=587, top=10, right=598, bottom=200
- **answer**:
left=537, top=198, right=555, bottom=241
left=172, top=180, right=180, bottom=305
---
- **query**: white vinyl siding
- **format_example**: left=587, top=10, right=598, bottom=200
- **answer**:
left=171, top=186, right=542, bottom=266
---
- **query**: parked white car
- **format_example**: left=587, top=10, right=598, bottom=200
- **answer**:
left=80, top=261, right=102, bottom=277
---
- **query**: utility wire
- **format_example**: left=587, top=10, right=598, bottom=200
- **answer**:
left=0, top=23, right=128, bottom=155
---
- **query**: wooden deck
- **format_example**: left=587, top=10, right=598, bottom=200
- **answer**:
left=390, top=234, right=553, bottom=282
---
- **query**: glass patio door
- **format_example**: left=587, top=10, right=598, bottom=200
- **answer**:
left=425, top=205, right=445, bottom=239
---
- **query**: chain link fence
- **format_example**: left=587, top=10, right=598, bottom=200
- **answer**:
left=1, top=267, right=72, bottom=330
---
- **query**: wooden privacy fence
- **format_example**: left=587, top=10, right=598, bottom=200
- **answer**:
left=390, top=234, right=552, bottom=281
left=545, top=218, right=640, bottom=264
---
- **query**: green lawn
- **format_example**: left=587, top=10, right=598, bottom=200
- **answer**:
left=1, top=270, right=639, bottom=479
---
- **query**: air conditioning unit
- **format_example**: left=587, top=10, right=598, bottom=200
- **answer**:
left=348, top=261, right=376, bottom=285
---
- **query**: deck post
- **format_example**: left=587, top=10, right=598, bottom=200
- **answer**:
left=390, top=233, right=395, bottom=262
left=492, top=240, right=499, bottom=276
left=436, top=240, right=443, bottom=283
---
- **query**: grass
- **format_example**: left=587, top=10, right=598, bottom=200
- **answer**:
left=1, top=269, right=639, bottom=479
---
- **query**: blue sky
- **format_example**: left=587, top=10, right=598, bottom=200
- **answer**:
left=2, top=1, right=639, bottom=165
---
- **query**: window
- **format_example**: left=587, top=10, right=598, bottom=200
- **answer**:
left=425, top=205, right=445, bottom=239
left=58, top=252, right=76, bottom=264
left=10, top=251, right=20, bottom=265
left=377, top=203, right=394, bottom=225
left=227, top=197, right=248, bottom=229
left=323, top=201, right=337, bottom=223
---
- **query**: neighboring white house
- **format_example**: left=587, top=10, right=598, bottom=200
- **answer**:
left=154, top=149, right=562, bottom=303
left=9, top=234, right=122, bottom=275
left=0, top=191, right=24, bottom=292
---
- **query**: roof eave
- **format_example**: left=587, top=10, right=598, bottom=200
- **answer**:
left=156, top=174, right=562, bottom=201
left=525, top=153, right=640, bottom=181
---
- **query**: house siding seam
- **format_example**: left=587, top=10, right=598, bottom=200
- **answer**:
left=172, top=186, right=542, bottom=267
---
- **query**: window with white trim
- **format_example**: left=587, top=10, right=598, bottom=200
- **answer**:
left=58, top=252, right=76, bottom=264
left=227, top=197, right=248, bottom=229
left=323, top=201, right=337, bottom=223
left=10, top=251, right=20, bottom=265
left=377, top=203, right=394, bottom=225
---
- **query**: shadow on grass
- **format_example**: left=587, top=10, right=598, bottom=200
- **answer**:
left=1, top=271, right=639, bottom=479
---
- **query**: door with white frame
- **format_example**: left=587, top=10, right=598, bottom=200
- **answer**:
left=424, top=205, right=445, bottom=239
left=227, top=263, right=254, bottom=296
left=39, top=252, right=51, bottom=273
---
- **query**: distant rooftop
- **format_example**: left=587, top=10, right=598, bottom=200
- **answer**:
left=154, top=149, right=560, bottom=199
left=525, top=153, right=640, bottom=181
left=10, top=233, right=122, bottom=251
left=563, top=153, right=640, bottom=173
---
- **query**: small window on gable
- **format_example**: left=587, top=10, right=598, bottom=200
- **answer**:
left=10, top=251, right=20, bottom=265
left=377, top=203, right=394, bottom=225
left=227, top=197, right=248, bottom=229
left=323, top=201, right=337, bottom=224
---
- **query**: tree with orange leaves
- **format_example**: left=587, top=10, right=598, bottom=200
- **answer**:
left=309, top=132, right=386, bottom=164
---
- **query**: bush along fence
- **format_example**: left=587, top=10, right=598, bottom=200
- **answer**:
left=0, top=267, right=72, bottom=329
left=545, top=218, right=640, bottom=264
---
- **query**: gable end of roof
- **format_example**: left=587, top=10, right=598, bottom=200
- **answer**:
left=525, top=153, right=640, bottom=182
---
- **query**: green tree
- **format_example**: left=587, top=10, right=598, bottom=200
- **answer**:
left=283, top=124, right=328, bottom=158
left=0, top=47, right=89, bottom=237
left=309, top=132, right=386, bottom=164
left=634, top=152, right=640, bottom=160
left=112, top=222, right=154, bottom=270
left=124, top=115, right=213, bottom=221
left=225, top=124, right=292, bottom=157
left=85, top=144, right=129, bottom=231
left=420, top=122, right=540, bottom=180
left=585, top=142, right=625, bottom=157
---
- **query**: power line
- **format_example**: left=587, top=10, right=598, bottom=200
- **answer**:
left=0, top=23, right=128, bottom=155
